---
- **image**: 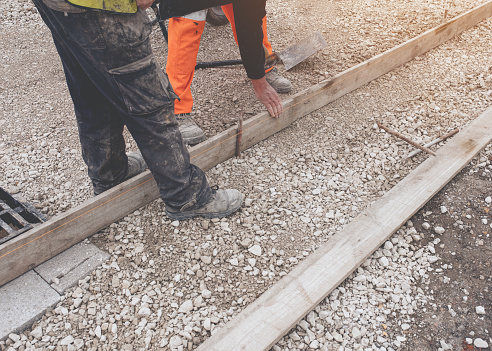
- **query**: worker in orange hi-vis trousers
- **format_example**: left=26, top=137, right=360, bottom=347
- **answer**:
left=166, top=6, right=292, bottom=145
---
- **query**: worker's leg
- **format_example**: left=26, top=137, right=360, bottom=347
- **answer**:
left=221, top=4, right=273, bottom=57
left=32, top=0, right=213, bottom=210
left=221, top=4, right=292, bottom=94
left=34, top=2, right=129, bottom=194
left=166, top=13, right=206, bottom=115
left=166, top=12, right=207, bottom=145
left=63, top=57, right=130, bottom=195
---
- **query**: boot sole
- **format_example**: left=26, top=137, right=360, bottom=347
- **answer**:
left=183, top=134, right=207, bottom=145
left=165, top=195, right=244, bottom=220
left=275, top=86, right=292, bottom=94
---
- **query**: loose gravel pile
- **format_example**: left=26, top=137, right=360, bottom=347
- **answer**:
left=0, top=0, right=491, bottom=350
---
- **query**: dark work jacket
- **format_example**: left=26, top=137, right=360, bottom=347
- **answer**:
left=160, top=0, right=266, bottom=79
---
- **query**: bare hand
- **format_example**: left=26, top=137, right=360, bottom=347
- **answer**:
left=136, top=0, right=154, bottom=10
left=251, top=77, right=283, bottom=118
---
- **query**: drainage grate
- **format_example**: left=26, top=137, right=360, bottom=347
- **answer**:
left=0, top=187, right=47, bottom=245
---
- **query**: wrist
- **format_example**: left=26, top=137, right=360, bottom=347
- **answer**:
left=251, top=76, right=268, bottom=89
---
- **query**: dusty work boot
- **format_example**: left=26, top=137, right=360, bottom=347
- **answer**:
left=265, top=67, right=292, bottom=94
left=126, top=150, right=147, bottom=179
left=165, top=186, right=244, bottom=220
left=93, top=150, right=147, bottom=196
left=177, top=114, right=206, bottom=145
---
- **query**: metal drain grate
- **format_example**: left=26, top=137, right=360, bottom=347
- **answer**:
left=0, top=187, right=46, bottom=245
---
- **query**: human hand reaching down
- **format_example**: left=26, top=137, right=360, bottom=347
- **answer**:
left=250, top=77, right=283, bottom=118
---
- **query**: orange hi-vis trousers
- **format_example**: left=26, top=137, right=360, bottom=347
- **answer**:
left=166, top=5, right=273, bottom=115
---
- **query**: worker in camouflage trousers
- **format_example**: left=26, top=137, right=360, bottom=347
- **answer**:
left=31, top=0, right=275, bottom=219
left=166, top=5, right=292, bottom=144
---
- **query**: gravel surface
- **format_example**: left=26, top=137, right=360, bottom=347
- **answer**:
left=1, top=0, right=491, bottom=350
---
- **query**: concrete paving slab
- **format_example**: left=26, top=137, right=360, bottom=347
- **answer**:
left=0, top=270, right=61, bottom=340
left=35, top=241, right=110, bottom=294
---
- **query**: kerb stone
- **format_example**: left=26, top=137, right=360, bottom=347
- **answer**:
left=0, top=271, right=60, bottom=340
left=35, top=242, right=109, bottom=294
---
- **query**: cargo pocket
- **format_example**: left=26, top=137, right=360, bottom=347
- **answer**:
left=109, top=55, right=178, bottom=116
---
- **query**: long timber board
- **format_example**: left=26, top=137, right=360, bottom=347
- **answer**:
left=0, top=1, right=491, bottom=288
left=196, top=106, right=492, bottom=350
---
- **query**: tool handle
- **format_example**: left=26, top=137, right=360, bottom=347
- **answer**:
left=151, top=3, right=168, bottom=42
left=195, top=59, right=243, bottom=69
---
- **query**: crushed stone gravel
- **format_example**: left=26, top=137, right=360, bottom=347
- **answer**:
left=0, top=0, right=491, bottom=350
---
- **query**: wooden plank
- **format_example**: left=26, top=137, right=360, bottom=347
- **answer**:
left=196, top=107, right=492, bottom=351
left=0, top=1, right=490, bottom=287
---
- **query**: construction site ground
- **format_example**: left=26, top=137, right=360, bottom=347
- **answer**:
left=0, top=0, right=491, bottom=350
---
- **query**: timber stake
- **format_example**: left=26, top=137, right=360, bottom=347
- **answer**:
left=406, top=128, right=459, bottom=158
left=236, top=113, right=244, bottom=158
left=376, top=121, right=437, bottom=156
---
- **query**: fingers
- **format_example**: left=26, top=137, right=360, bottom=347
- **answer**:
left=266, top=104, right=276, bottom=118
left=265, top=91, right=282, bottom=118
left=250, top=77, right=283, bottom=118
left=266, top=101, right=281, bottom=118
left=259, top=86, right=282, bottom=118
left=271, top=95, right=283, bottom=118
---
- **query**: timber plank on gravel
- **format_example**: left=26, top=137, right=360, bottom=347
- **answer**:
left=195, top=107, right=492, bottom=350
left=0, top=1, right=491, bottom=288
